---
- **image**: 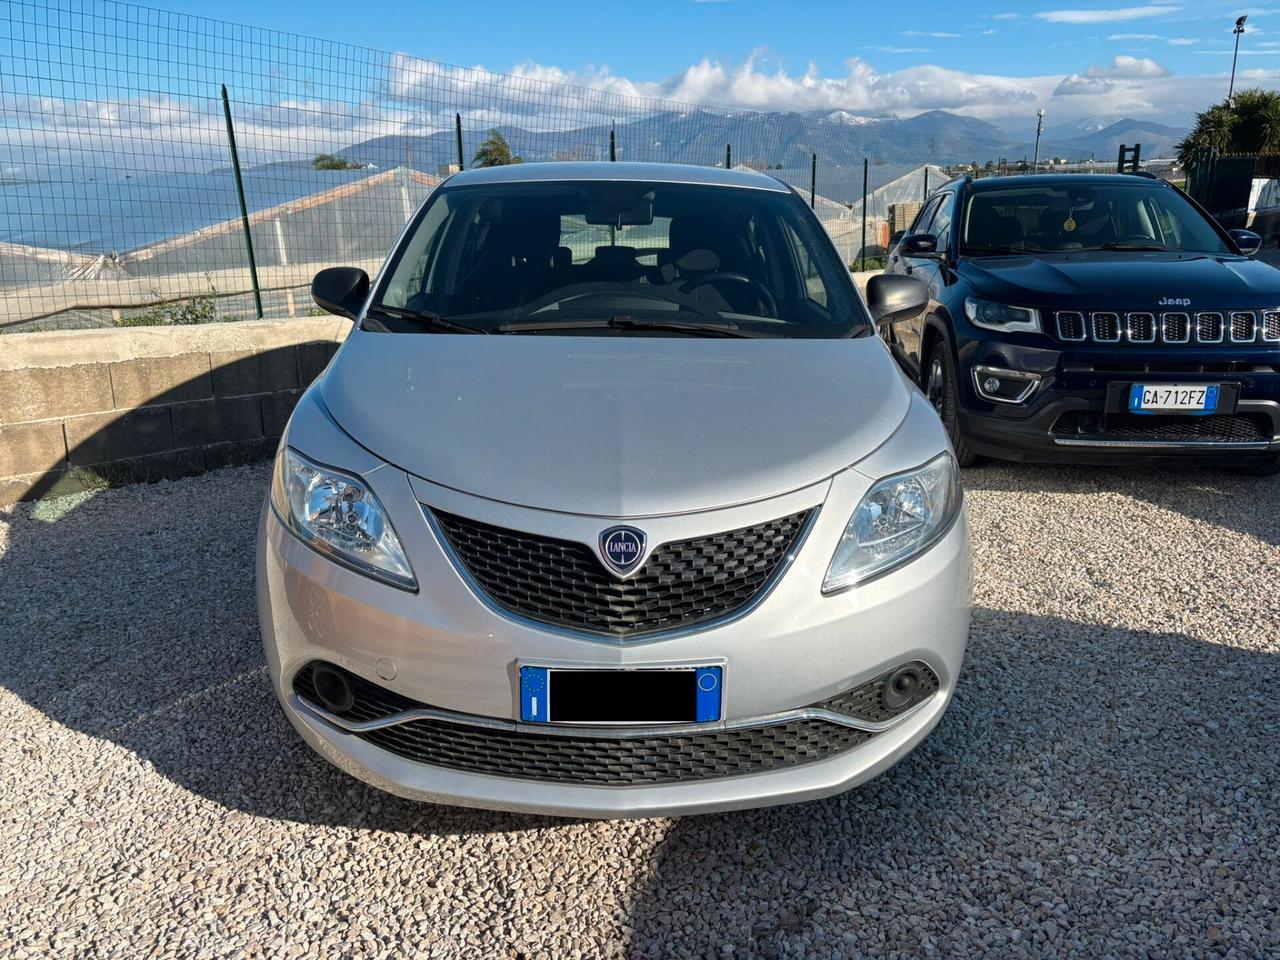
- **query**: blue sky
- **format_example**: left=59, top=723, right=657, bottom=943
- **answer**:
left=150, top=0, right=1279, bottom=127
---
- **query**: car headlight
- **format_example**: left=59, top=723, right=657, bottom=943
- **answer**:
left=270, top=447, right=416, bottom=590
left=823, top=453, right=962, bottom=593
left=964, top=297, right=1040, bottom=333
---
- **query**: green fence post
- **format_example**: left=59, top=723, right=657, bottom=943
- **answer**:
left=726, top=143, right=731, bottom=169
left=220, top=84, right=263, bottom=320
left=810, top=153, right=816, bottom=209
left=455, top=113, right=464, bottom=171
left=860, top=157, right=868, bottom=271
left=610, top=127, right=617, bottom=162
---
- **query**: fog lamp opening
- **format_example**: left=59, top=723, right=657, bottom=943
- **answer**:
left=972, top=365, right=1041, bottom=404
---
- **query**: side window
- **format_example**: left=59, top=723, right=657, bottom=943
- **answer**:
left=930, top=195, right=953, bottom=252
left=912, top=197, right=942, bottom=236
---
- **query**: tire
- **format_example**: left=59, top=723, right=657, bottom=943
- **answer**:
left=923, top=338, right=976, bottom=467
left=1226, top=454, right=1280, bottom=477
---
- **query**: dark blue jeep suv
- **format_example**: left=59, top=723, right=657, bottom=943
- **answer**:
left=879, top=173, right=1280, bottom=472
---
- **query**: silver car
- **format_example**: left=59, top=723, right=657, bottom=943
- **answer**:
left=257, top=162, right=971, bottom=818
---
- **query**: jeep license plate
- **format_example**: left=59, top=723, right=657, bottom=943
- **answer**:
left=1129, top=383, right=1219, bottom=415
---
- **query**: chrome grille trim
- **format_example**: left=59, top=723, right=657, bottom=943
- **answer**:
left=1055, top=310, right=1086, bottom=341
left=1091, top=311, right=1121, bottom=343
left=1195, top=312, right=1224, bottom=344
left=1125, top=312, right=1156, bottom=344
left=1054, top=308, right=1280, bottom=345
left=1230, top=311, right=1258, bottom=343
left=1162, top=312, right=1191, bottom=344
left=1264, top=311, right=1280, bottom=342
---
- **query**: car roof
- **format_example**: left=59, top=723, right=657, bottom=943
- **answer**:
left=444, top=161, right=792, bottom=193
left=966, top=173, right=1167, bottom=191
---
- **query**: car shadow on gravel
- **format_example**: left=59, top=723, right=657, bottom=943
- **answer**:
left=622, top=604, right=1280, bottom=958
left=961, top=460, right=1280, bottom=547
left=0, top=464, right=562, bottom=837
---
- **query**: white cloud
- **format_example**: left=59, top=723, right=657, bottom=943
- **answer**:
left=1087, top=55, right=1174, bottom=77
left=1108, top=32, right=1162, bottom=40
left=983, top=29, right=998, bottom=35
left=992, top=12, right=1019, bottom=20
left=1037, top=5, right=1181, bottom=24
left=901, top=30, right=962, bottom=38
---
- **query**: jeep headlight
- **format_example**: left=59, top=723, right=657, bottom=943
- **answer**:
left=823, top=453, right=962, bottom=592
left=270, top=447, right=416, bottom=590
left=964, top=297, right=1040, bottom=333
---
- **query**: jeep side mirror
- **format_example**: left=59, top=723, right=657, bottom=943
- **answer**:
left=899, top=233, right=939, bottom=257
left=866, top=274, right=929, bottom=325
left=1229, top=228, right=1263, bottom=257
left=311, top=266, right=370, bottom=320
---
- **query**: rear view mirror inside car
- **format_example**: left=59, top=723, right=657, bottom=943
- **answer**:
left=584, top=186, right=655, bottom=226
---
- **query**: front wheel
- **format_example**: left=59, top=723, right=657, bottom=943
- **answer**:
left=924, top=340, right=976, bottom=467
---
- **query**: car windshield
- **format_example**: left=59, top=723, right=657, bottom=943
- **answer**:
left=369, top=178, right=869, bottom=337
left=960, top=181, right=1232, bottom=256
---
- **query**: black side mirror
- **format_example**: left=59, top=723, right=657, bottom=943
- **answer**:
left=899, top=233, right=939, bottom=257
left=311, top=266, right=370, bottom=320
left=866, top=274, right=929, bottom=324
left=1229, top=228, right=1263, bottom=257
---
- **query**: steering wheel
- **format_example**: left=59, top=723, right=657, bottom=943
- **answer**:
left=678, top=271, right=778, bottom=318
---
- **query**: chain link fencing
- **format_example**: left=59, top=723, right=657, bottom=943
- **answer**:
left=2, top=0, right=1006, bottom=333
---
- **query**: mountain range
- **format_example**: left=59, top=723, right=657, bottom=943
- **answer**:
left=340, top=109, right=1189, bottom=179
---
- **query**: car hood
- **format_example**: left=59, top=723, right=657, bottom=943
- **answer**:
left=321, top=332, right=910, bottom=517
left=958, top=252, right=1280, bottom=310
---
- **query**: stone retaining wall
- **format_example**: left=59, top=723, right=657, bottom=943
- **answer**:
left=0, top=318, right=350, bottom=503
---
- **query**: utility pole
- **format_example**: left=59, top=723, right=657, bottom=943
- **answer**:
left=1229, top=15, right=1248, bottom=102
left=1033, top=108, right=1045, bottom=172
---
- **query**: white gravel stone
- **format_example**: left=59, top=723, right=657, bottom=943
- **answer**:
left=1, top=461, right=1278, bottom=958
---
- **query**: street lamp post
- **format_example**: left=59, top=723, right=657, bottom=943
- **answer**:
left=1230, top=15, right=1247, bottom=102
left=1033, top=108, right=1045, bottom=172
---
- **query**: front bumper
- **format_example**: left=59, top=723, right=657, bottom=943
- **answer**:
left=256, top=462, right=971, bottom=818
left=956, top=340, right=1280, bottom=463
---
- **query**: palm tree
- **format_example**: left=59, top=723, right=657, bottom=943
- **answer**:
left=1178, top=88, right=1280, bottom=165
left=472, top=129, right=522, bottom=167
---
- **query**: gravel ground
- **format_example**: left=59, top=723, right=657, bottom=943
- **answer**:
left=1, top=461, right=1278, bottom=959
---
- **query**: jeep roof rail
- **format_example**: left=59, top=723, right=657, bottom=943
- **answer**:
left=1123, top=169, right=1165, bottom=182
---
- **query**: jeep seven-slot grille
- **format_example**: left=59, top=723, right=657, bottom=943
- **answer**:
left=1055, top=309, right=1280, bottom=345
left=291, top=661, right=941, bottom=786
left=429, top=508, right=813, bottom=638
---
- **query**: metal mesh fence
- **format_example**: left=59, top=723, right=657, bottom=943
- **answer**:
left=2, top=0, right=996, bottom=333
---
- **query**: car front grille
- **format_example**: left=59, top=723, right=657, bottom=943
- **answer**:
left=1054, top=309, right=1280, bottom=346
left=1052, top=411, right=1273, bottom=445
left=428, top=507, right=813, bottom=638
left=292, top=661, right=941, bottom=786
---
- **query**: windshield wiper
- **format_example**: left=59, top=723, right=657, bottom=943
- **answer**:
left=496, top=315, right=775, bottom=338
left=963, top=245, right=1025, bottom=257
left=367, top=304, right=488, bottom=334
left=1094, top=242, right=1168, bottom=252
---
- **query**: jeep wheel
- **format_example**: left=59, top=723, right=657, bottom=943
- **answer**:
left=924, top=341, right=976, bottom=467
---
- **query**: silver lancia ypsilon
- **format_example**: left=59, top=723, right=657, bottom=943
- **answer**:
left=257, top=162, right=971, bottom=818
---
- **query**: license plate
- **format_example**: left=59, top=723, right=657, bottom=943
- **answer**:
left=1128, top=383, right=1219, bottom=414
left=519, top=665, right=722, bottom=725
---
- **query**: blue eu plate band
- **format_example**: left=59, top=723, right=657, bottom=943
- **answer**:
left=519, top=665, right=723, bottom=724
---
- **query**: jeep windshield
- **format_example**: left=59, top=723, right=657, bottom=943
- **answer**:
left=369, top=179, right=870, bottom=338
left=960, top=181, right=1232, bottom=257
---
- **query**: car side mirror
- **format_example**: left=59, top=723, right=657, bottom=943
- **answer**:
left=899, top=233, right=939, bottom=257
left=866, top=274, right=929, bottom=325
left=311, top=266, right=370, bottom=320
left=1229, top=228, right=1263, bottom=257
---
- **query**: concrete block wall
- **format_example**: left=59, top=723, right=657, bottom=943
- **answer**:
left=0, top=319, right=350, bottom=504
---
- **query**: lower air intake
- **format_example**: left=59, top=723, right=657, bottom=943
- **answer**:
left=292, top=661, right=941, bottom=786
